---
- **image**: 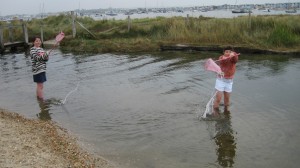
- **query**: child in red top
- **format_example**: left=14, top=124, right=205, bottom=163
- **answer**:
left=213, top=46, right=239, bottom=113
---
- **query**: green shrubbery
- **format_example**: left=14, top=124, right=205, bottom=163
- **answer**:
left=2, top=13, right=299, bottom=53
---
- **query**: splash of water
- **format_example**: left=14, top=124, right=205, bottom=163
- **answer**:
left=60, top=82, right=80, bottom=105
left=200, top=90, right=217, bottom=119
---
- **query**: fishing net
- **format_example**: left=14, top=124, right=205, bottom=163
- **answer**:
left=201, top=58, right=222, bottom=119
left=55, top=31, right=65, bottom=43
left=201, top=90, right=217, bottom=119
left=49, top=32, right=65, bottom=54
left=60, top=82, right=80, bottom=104
left=204, top=58, right=222, bottom=74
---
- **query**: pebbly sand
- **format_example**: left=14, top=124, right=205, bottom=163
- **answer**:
left=0, top=108, right=115, bottom=168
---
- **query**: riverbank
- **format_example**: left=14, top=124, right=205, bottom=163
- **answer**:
left=0, top=109, right=114, bottom=168
left=2, top=15, right=299, bottom=55
left=160, top=44, right=300, bottom=55
left=58, top=14, right=300, bottom=55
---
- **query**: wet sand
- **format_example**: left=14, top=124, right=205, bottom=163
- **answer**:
left=0, top=109, right=115, bottom=168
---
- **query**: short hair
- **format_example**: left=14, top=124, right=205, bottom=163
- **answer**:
left=30, top=36, right=41, bottom=42
left=223, top=46, right=233, bottom=51
left=30, top=36, right=44, bottom=48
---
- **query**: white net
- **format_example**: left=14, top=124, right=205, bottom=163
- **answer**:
left=201, top=90, right=217, bottom=119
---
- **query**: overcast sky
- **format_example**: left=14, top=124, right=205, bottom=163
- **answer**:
left=0, top=0, right=294, bottom=16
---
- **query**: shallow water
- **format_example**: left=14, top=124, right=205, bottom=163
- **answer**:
left=1, top=50, right=300, bottom=168
left=93, top=9, right=299, bottom=20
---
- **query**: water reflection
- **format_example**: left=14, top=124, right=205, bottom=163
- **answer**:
left=239, top=54, right=290, bottom=80
left=214, top=112, right=236, bottom=167
left=36, top=98, right=61, bottom=120
left=36, top=98, right=52, bottom=120
left=1, top=51, right=299, bottom=168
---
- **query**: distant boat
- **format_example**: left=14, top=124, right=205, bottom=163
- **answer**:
left=124, top=11, right=134, bottom=15
left=285, top=1, right=297, bottom=14
left=262, top=8, right=271, bottom=12
left=106, top=11, right=117, bottom=16
left=232, top=9, right=252, bottom=13
left=285, top=9, right=297, bottom=13
left=94, top=13, right=103, bottom=17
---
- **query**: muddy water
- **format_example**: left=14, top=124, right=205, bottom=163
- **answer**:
left=1, top=50, right=300, bottom=168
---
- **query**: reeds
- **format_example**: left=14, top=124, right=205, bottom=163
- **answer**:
left=2, top=14, right=299, bottom=53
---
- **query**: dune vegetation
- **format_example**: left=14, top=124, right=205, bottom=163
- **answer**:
left=1, top=13, right=300, bottom=54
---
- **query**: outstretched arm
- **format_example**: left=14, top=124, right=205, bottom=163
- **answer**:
left=230, top=52, right=239, bottom=63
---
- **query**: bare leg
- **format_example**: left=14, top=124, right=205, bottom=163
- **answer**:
left=224, top=91, right=231, bottom=113
left=36, top=83, right=44, bottom=100
left=213, top=91, right=222, bottom=110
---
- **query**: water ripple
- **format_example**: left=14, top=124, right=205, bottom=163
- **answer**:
left=1, top=51, right=300, bottom=168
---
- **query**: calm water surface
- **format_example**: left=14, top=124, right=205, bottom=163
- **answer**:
left=1, top=50, right=300, bottom=168
left=93, top=9, right=299, bottom=20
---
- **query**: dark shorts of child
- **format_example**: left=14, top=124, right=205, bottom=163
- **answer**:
left=33, top=72, right=47, bottom=83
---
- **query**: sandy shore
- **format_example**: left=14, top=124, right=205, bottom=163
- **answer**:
left=0, top=108, right=115, bottom=168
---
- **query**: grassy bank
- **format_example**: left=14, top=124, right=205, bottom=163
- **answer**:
left=2, top=14, right=300, bottom=54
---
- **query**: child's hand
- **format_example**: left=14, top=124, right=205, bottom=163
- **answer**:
left=38, top=51, right=45, bottom=56
left=230, top=52, right=240, bottom=57
left=218, top=72, right=224, bottom=76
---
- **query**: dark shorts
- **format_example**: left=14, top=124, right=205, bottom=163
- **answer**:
left=33, top=72, right=47, bottom=83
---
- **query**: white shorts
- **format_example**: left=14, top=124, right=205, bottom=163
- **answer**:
left=215, top=78, right=233, bottom=92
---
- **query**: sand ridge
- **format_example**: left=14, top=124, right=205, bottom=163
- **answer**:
left=0, top=109, right=115, bottom=168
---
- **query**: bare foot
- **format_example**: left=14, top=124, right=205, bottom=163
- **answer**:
left=224, top=106, right=230, bottom=114
left=213, top=107, right=220, bottom=117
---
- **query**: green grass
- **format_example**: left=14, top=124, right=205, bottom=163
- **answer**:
left=1, top=14, right=300, bottom=53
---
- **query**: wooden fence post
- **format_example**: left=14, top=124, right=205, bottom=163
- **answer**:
left=71, top=11, right=76, bottom=38
left=8, top=24, right=13, bottom=42
left=0, top=26, right=4, bottom=51
left=248, top=11, right=252, bottom=34
left=128, top=15, right=131, bottom=32
left=40, top=25, right=44, bottom=43
left=22, top=21, right=29, bottom=45
left=186, top=14, right=190, bottom=25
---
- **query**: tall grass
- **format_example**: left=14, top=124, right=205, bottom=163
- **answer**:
left=75, top=14, right=300, bottom=52
left=0, top=20, right=26, bottom=42
left=2, top=14, right=299, bottom=52
left=158, top=15, right=300, bottom=49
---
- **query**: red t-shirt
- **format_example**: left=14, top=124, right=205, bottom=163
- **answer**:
left=218, top=54, right=238, bottom=79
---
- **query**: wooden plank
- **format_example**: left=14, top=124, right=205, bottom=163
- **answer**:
left=0, top=22, right=29, bottom=53
left=4, top=41, right=25, bottom=47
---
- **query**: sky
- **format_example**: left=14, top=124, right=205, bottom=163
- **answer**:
left=0, top=0, right=295, bottom=16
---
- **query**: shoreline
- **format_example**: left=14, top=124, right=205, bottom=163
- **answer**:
left=160, top=44, right=300, bottom=55
left=0, top=108, right=115, bottom=168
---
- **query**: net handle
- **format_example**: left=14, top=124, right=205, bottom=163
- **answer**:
left=48, top=32, right=65, bottom=54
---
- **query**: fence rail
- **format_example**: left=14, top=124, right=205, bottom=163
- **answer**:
left=0, top=21, right=29, bottom=53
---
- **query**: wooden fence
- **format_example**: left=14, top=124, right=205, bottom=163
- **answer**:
left=0, top=20, right=29, bottom=53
